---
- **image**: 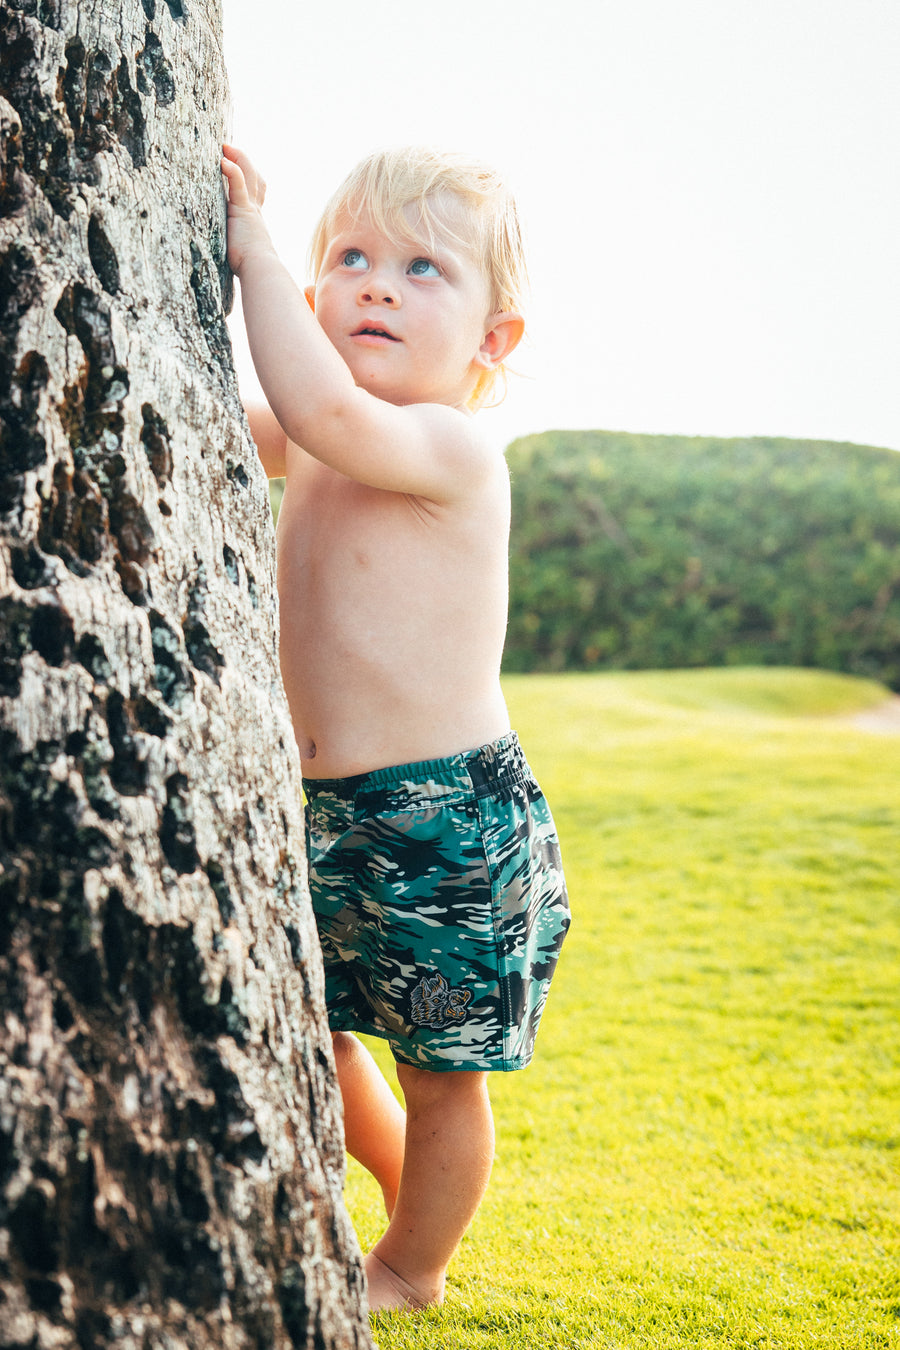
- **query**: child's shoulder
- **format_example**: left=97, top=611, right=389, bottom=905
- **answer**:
left=385, top=399, right=510, bottom=511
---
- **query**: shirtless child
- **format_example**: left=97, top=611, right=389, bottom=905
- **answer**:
left=221, top=144, right=569, bottom=1313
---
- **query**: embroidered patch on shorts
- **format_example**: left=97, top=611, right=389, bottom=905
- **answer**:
left=409, top=972, right=472, bottom=1030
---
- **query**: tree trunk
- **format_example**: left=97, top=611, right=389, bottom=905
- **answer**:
left=0, top=3, right=372, bottom=1347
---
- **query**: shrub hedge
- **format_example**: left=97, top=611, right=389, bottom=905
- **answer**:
left=504, top=431, right=900, bottom=688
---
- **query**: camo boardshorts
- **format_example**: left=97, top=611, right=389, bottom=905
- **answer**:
left=303, top=731, right=570, bottom=1072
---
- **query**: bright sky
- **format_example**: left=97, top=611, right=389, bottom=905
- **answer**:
left=222, top=0, right=900, bottom=454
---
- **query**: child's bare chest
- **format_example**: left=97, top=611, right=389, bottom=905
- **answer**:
left=279, top=461, right=474, bottom=586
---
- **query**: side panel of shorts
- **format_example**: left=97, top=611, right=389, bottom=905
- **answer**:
left=477, top=775, right=569, bottom=1068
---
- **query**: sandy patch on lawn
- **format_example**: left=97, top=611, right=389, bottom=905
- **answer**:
left=846, top=697, right=900, bottom=734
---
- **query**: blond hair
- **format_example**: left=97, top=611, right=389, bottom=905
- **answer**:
left=308, top=146, right=527, bottom=409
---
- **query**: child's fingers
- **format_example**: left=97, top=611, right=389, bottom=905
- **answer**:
left=222, top=144, right=266, bottom=206
left=221, top=154, right=251, bottom=207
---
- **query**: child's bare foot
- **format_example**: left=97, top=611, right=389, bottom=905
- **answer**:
left=364, top=1252, right=444, bottom=1314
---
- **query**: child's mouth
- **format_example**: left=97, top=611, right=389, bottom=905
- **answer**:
left=353, top=325, right=399, bottom=341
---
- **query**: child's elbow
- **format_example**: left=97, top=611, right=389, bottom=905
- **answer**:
left=245, top=401, right=288, bottom=477
left=255, top=437, right=287, bottom=480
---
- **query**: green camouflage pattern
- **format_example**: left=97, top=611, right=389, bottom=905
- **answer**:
left=303, top=732, right=570, bottom=1072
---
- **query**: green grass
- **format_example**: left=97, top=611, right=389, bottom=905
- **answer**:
left=345, top=668, right=900, bottom=1349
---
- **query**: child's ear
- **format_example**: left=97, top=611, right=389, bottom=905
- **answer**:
left=475, top=312, right=525, bottom=370
left=304, top=284, right=316, bottom=312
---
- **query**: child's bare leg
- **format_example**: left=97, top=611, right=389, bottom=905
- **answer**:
left=331, top=1031, right=406, bottom=1217
left=365, top=1064, right=495, bottom=1313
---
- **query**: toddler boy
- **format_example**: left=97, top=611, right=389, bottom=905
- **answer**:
left=222, top=144, right=569, bottom=1313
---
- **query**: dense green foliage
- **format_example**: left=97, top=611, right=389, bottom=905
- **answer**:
left=505, top=432, right=900, bottom=688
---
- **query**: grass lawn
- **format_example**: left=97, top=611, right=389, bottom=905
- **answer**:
left=346, top=668, right=900, bottom=1349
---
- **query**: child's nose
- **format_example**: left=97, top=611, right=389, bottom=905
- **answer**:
left=358, top=288, right=397, bottom=306
left=358, top=270, right=399, bottom=306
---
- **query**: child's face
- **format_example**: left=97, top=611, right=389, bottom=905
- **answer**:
left=310, top=199, right=496, bottom=409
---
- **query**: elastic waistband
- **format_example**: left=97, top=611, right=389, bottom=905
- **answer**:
left=304, top=731, right=530, bottom=819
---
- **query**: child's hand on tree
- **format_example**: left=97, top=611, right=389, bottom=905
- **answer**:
left=221, top=145, right=275, bottom=276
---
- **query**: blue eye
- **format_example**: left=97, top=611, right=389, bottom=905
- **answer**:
left=341, top=249, right=368, bottom=269
left=409, top=258, right=440, bottom=277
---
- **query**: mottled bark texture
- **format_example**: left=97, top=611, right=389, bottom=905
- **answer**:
left=0, top=2, right=372, bottom=1347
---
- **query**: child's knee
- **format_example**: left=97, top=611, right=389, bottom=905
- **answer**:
left=332, top=1029, right=359, bottom=1064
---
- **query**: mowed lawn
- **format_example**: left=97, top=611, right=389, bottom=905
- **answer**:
left=346, top=669, right=900, bottom=1349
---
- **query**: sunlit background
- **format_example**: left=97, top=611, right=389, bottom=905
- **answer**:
left=222, top=0, right=900, bottom=454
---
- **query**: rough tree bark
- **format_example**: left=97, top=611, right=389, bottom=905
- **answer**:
left=0, top=2, right=372, bottom=1347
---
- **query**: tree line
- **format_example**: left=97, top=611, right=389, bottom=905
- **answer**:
left=504, top=431, right=900, bottom=689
